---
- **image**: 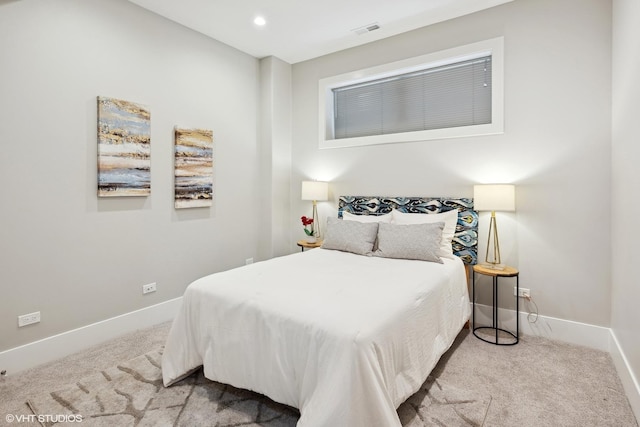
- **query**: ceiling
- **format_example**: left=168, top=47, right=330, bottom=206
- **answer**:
left=127, top=0, right=513, bottom=64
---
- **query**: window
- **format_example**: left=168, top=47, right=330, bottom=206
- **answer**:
left=333, top=56, right=492, bottom=139
left=319, top=37, right=504, bottom=149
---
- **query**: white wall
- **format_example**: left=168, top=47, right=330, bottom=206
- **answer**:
left=611, top=0, right=640, bottom=414
left=258, top=57, right=293, bottom=260
left=291, top=0, right=612, bottom=326
left=0, top=0, right=260, bottom=351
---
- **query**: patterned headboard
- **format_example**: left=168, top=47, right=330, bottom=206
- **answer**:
left=338, top=196, right=478, bottom=265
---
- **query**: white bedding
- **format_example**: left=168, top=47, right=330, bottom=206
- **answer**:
left=162, top=248, right=470, bottom=426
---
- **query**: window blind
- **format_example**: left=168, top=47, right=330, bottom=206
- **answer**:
left=332, top=56, right=492, bottom=140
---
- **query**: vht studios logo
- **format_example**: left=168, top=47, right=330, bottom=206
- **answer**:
left=6, top=414, right=84, bottom=423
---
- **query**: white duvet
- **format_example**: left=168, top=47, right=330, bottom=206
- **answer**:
left=162, top=248, right=470, bottom=426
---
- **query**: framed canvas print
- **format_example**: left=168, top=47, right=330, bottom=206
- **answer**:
left=97, top=96, right=151, bottom=197
left=174, top=127, right=213, bottom=209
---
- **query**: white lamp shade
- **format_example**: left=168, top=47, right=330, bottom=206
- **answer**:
left=301, top=181, right=328, bottom=201
left=473, top=184, right=515, bottom=212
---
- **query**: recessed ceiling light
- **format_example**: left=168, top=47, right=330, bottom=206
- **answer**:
left=254, top=16, right=266, bottom=26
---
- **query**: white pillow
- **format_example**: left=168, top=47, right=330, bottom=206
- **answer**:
left=390, top=209, right=458, bottom=259
left=374, top=222, right=444, bottom=263
left=321, top=217, right=378, bottom=256
left=342, top=211, right=392, bottom=223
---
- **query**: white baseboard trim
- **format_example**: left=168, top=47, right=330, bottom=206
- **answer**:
left=472, top=303, right=611, bottom=351
left=520, top=312, right=612, bottom=351
left=609, top=330, right=640, bottom=422
left=0, top=297, right=182, bottom=376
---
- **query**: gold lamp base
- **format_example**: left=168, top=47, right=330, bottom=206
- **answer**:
left=479, top=262, right=507, bottom=271
left=311, top=200, right=320, bottom=239
left=483, top=211, right=503, bottom=268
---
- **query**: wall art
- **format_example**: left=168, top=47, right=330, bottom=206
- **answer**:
left=97, top=96, right=151, bottom=197
left=174, top=127, right=213, bottom=208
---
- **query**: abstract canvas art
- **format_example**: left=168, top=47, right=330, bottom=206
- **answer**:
left=97, top=96, right=151, bottom=197
left=174, top=127, right=213, bottom=209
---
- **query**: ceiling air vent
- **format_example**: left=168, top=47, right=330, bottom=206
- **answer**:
left=351, top=22, right=381, bottom=36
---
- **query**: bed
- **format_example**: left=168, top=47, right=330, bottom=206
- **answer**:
left=162, top=196, right=478, bottom=426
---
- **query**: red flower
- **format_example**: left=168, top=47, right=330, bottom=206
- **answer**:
left=301, top=216, right=314, bottom=235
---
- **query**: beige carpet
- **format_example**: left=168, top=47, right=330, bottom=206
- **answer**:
left=1, top=322, right=637, bottom=427
left=26, top=348, right=491, bottom=426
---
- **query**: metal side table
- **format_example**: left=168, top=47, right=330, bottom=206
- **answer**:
left=472, top=264, right=519, bottom=345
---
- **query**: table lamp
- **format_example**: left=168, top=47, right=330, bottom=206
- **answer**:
left=473, top=184, right=515, bottom=269
left=301, top=181, right=329, bottom=239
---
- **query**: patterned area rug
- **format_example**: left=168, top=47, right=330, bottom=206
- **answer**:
left=27, top=349, right=491, bottom=426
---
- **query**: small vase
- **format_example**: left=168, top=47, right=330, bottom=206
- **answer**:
left=306, top=236, right=317, bottom=243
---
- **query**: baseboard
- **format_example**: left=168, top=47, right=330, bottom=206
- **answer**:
left=609, top=330, right=640, bottom=421
left=0, top=297, right=182, bottom=376
left=472, top=303, right=611, bottom=351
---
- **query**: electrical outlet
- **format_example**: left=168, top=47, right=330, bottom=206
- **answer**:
left=18, top=311, right=41, bottom=327
left=514, top=287, right=530, bottom=298
left=245, top=258, right=254, bottom=265
left=142, top=282, right=157, bottom=294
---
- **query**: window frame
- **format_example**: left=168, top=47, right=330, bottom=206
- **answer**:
left=318, top=37, right=504, bottom=149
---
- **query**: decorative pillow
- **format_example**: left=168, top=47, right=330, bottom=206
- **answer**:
left=342, top=211, right=392, bottom=223
left=391, top=208, right=458, bottom=259
left=321, top=217, right=378, bottom=256
left=374, top=222, right=444, bottom=263
left=342, top=211, right=392, bottom=252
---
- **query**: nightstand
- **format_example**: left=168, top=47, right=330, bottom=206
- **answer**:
left=472, top=264, right=519, bottom=345
left=296, top=239, right=322, bottom=252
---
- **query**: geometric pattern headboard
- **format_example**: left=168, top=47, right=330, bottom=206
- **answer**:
left=338, top=196, right=478, bottom=265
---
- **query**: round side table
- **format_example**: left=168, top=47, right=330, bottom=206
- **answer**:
left=296, top=239, right=322, bottom=252
left=472, top=264, right=520, bottom=345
